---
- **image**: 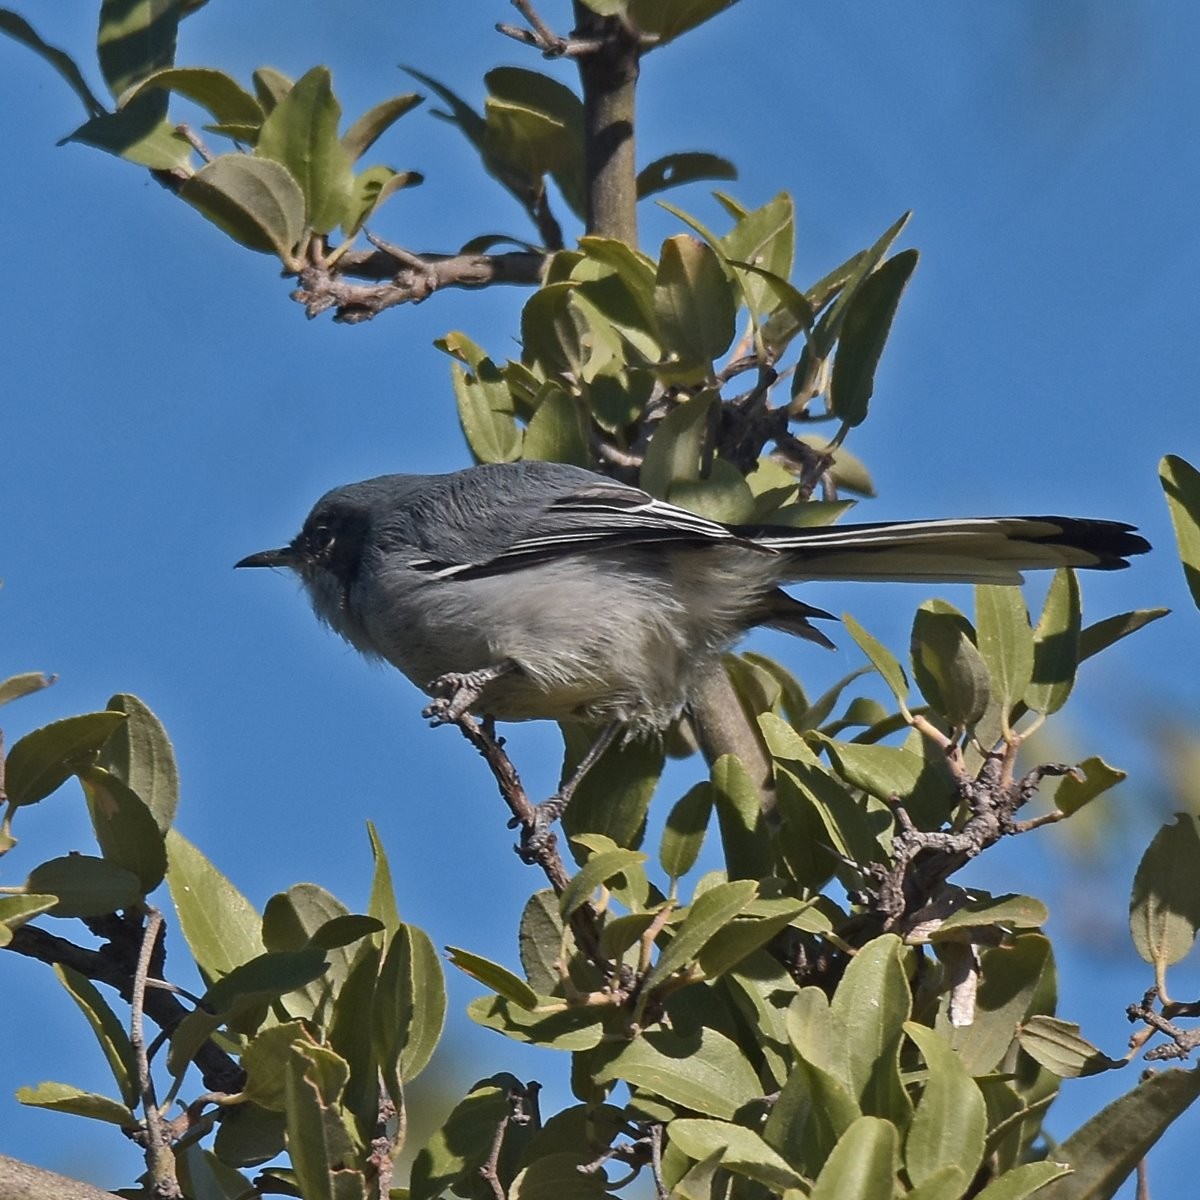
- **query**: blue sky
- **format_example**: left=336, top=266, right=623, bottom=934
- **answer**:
left=2, top=1, right=1198, bottom=1192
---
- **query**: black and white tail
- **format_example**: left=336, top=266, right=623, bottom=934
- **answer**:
left=741, top=516, right=1150, bottom=585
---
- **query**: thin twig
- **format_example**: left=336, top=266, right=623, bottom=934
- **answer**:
left=174, top=123, right=212, bottom=163
left=496, top=0, right=604, bottom=57
left=1127, top=991, right=1200, bottom=1061
left=131, top=908, right=181, bottom=1198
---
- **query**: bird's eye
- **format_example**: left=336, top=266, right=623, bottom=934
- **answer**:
left=309, top=523, right=334, bottom=552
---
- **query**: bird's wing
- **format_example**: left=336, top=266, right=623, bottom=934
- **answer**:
left=410, top=477, right=744, bottom=578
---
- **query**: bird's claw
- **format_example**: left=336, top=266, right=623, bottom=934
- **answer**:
left=421, top=669, right=490, bottom=725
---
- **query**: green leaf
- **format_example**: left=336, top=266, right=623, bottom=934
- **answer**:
left=654, top=235, right=737, bottom=371
left=765, top=1053, right=862, bottom=1178
left=181, top=154, right=306, bottom=262
left=660, top=783, right=713, bottom=882
left=578, top=0, right=630, bottom=14
left=940, top=933, right=1052, bottom=1076
left=775, top=757, right=885, bottom=876
left=410, top=1081, right=514, bottom=1200
left=911, top=601, right=990, bottom=728
left=904, top=1023, right=987, bottom=1186
left=668, top=1118, right=806, bottom=1191
left=285, top=1044, right=364, bottom=1200
left=817, top=736, right=954, bottom=831
left=252, top=66, right=293, bottom=112
left=16, top=1081, right=136, bottom=1128
left=0, top=10, right=105, bottom=116
left=519, top=890, right=567, bottom=995
left=810, top=1116, right=898, bottom=1200
left=638, top=390, right=717, bottom=498
left=931, top=893, right=1048, bottom=939
left=451, top=360, right=521, bottom=464
left=558, top=847, right=647, bottom=917
left=212, top=1101, right=286, bottom=1167
left=637, top=152, right=736, bottom=200
left=1017, top=1016, right=1122, bottom=1078
left=468, top=993, right=606, bottom=1050
left=830, top=935, right=911, bottom=1118
left=96, top=693, right=179, bottom=833
left=446, top=946, right=538, bottom=1010
left=698, top=900, right=810, bottom=980
left=63, top=99, right=193, bottom=168
left=972, top=1162, right=1070, bottom=1200
left=811, top=211, right=912, bottom=358
left=646, top=880, right=757, bottom=987
left=485, top=66, right=583, bottom=173
left=242, top=1021, right=317, bottom=1110
left=166, top=829, right=265, bottom=984
left=975, top=584, right=1034, bottom=727
left=0, top=671, right=54, bottom=707
left=255, top=65, right=353, bottom=234
left=375, top=923, right=445, bottom=1087
left=1027, top=569, right=1081, bottom=715
left=1129, top=814, right=1200, bottom=970
left=0, top=894, right=58, bottom=943
left=510, top=1153, right=611, bottom=1199
left=843, top=613, right=908, bottom=707
left=326, top=943, right=380, bottom=1145
left=630, top=0, right=740, bottom=44
left=120, top=66, right=264, bottom=127
left=1053, top=756, right=1125, bottom=815
left=25, top=855, right=142, bottom=918
left=53, top=963, right=139, bottom=1108
left=1036, top=1067, right=1200, bottom=1200
left=829, top=249, right=917, bottom=427
left=5, top=711, right=127, bottom=807
left=176, top=1143, right=257, bottom=1200
left=80, top=765, right=167, bottom=894
left=719, top=191, right=794, bottom=311
left=1078, top=608, right=1169, bottom=661
left=341, top=91, right=422, bottom=161
left=710, top=753, right=774, bottom=881
left=522, top=386, right=590, bottom=465
left=560, top=730, right=663, bottom=855
left=203, top=948, right=329, bottom=1017
left=342, top=165, right=422, bottom=237
left=97, top=0, right=179, bottom=102
left=1161, top=454, right=1200, bottom=610
left=903, top=1165, right=970, bottom=1200
left=366, top=822, right=401, bottom=936
left=596, top=1026, right=760, bottom=1118
left=307, top=914, right=381, bottom=951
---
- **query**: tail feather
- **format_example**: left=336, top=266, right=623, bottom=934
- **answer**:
left=737, top=516, right=1150, bottom=584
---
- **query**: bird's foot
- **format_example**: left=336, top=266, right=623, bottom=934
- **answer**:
left=422, top=664, right=512, bottom=726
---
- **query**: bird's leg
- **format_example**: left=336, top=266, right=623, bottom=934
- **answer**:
left=519, top=721, right=623, bottom=860
left=423, top=661, right=517, bottom=725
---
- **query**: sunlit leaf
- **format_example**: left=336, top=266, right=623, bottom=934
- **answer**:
left=181, top=154, right=305, bottom=261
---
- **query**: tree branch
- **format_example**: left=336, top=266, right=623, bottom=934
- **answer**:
left=443, top=714, right=606, bottom=965
left=0, top=1154, right=122, bottom=1200
left=5, top=923, right=243, bottom=1094
left=572, top=2, right=640, bottom=244
left=294, top=244, right=546, bottom=322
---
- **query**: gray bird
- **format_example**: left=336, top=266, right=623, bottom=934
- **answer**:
left=236, top=461, right=1148, bottom=826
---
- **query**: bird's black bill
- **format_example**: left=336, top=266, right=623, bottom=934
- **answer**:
left=235, top=547, right=298, bottom=569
